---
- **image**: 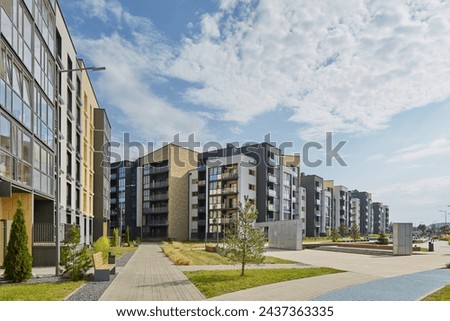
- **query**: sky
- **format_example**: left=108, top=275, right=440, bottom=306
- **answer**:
left=58, top=0, right=450, bottom=226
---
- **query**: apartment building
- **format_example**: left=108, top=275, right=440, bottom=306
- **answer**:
left=350, top=198, right=361, bottom=228
left=350, top=190, right=373, bottom=235
left=299, top=186, right=307, bottom=237
left=0, top=0, right=109, bottom=266
left=372, top=202, right=390, bottom=234
left=324, top=180, right=351, bottom=231
left=187, top=142, right=301, bottom=241
left=188, top=153, right=257, bottom=240
left=300, top=173, right=324, bottom=237
left=138, top=144, right=198, bottom=240
left=110, top=160, right=138, bottom=239
left=93, top=108, right=110, bottom=240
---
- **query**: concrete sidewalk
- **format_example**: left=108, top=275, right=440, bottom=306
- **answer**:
left=99, top=243, right=204, bottom=301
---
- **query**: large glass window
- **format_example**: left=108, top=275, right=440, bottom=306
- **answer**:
left=0, top=115, right=11, bottom=151
left=0, top=150, right=12, bottom=179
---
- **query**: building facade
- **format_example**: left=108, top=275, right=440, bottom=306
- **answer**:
left=0, top=0, right=109, bottom=266
left=93, top=108, right=110, bottom=240
left=188, top=153, right=257, bottom=240
left=109, top=160, right=138, bottom=240
left=300, top=174, right=324, bottom=237
left=138, top=144, right=198, bottom=240
left=350, top=190, right=373, bottom=235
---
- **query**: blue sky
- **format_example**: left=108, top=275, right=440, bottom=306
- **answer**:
left=59, top=0, right=450, bottom=226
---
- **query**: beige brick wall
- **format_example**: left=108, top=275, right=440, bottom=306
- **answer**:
left=168, top=145, right=198, bottom=240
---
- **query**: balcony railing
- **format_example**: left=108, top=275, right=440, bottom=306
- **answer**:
left=150, top=181, right=169, bottom=188
left=149, top=193, right=168, bottom=201
left=268, top=174, right=278, bottom=184
left=147, top=220, right=168, bottom=226
left=221, top=172, right=238, bottom=180
left=267, top=188, right=277, bottom=198
left=146, top=207, right=168, bottom=214
left=33, top=223, right=55, bottom=245
left=149, top=166, right=169, bottom=174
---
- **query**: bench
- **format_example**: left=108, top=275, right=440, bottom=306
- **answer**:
left=92, top=252, right=116, bottom=281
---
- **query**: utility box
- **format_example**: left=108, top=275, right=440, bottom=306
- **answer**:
left=393, top=223, right=413, bottom=256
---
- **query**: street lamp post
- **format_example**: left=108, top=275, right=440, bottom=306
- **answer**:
left=439, top=210, right=448, bottom=227
left=55, top=66, right=105, bottom=275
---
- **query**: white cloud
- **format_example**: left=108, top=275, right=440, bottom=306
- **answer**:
left=372, top=175, right=450, bottom=207
left=71, top=1, right=212, bottom=143
left=166, top=0, right=450, bottom=139
left=387, top=138, right=450, bottom=163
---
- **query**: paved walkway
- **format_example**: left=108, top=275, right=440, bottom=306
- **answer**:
left=3, top=241, right=449, bottom=301
left=99, top=243, right=204, bottom=301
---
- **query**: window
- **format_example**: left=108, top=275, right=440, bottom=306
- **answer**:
left=249, top=169, right=256, bottom=176
left=0, top=115, right=11, bottom=151
left=192, top=191, right=198, bottom=197
left=192, top=204, right=198, bottom=209
left=249, top=184, right=256, bottom=191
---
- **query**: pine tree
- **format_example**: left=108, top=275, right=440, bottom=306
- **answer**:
left=330, top=228, right=339, bottom=242
left=60, top=225, right=92, bottom=281
left=4, top=198, right=33, bottom=283
left=112, top=228, right=119, bottom=247
left=224, top=197, right=266, bottom=276
left=124, top=226, right=131, bottom=246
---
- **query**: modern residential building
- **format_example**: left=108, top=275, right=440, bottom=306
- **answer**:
left=372, top=202, right=390, bottom=234
left=299, top=186, right=307, bottom=237
left=324, top=180, right=351, bottom=231
left=138, top=144, right=198, bottom=240
left=300, top=174, right=324, bottom=237
left=350, top=198, right=361, bottom=228
left=0, top=0, right=110, bottom=266
left=350, top=190, right=373, bottom=235
left=0, top=0, right=57, bottom=266
left=110, top=160, right=138, bottom=240
left=188, top=153, right=257, bottom=240
left=188, top=142, right=302, bottom=241
left=93, top=108, right=110, bottom=240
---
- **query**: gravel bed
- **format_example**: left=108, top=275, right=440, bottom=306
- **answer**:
left=65, top=251, right=134, bottom=301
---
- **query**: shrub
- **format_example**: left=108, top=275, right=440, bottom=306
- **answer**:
left=112, top=228, right=119, bottom=247
left=93, top=236, right=111, bottom=262
left=4, top=198, right=32, bottom=283
left=60, top=225, right=92, bottom=281
left=378, top=231, right=389, bottom=245
left=446, top=262, right=450, bottom=269
left=124, top=226, right=131, bottom=246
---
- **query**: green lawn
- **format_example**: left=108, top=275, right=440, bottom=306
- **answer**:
left=87, top=245, right=138, bottom=260
left=162, top=241, right=297, bottom=265
left=422, top=285, right=450, bottom=301
left=0, top=281, right=84, bottom=301
left=185, top=267, right=344, bottom=298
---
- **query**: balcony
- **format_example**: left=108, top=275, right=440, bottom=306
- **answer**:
left=147, top=220, right=168, bottom=226
left=267, top=188, right=277, bottom=198
left=198, top=193, right=206, bottom=199
left=149, top=193, right=168, bottom=201
left=149, top=166, right=169, bottom=174
left=146, top=207, right=168, bottom=214
left=268, top=173, right=278, bottom=184
left=150, top=181, right=169, bottom=189
left=198, top=180, right=206, bottom=186
left=222, top=203, right=238, bottom=210
left=209, top=203, right=223, bottom=210
left=267, top=203, right=275, bottom=212
left=221, top=186, right=238, bottom=194
left=267, top=157, right=276, bottom=166
left=221, top=172, right=238, bottom=180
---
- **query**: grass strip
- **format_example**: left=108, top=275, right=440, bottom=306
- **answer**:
left=0, top=281, right=85, bottom=301
left=185, top=267, right=343, bottom=298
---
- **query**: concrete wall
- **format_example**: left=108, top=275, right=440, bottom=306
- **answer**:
left=256, top=220, right=302, bottom=250
left=393, top=223, right=413, bottom=256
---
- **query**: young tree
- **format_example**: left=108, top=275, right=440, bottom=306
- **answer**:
left=350, top=223, right=360, bottom=241
left=112, top=228, right=119, bottom=247
left=330, top=228, right=339, bottom=242
left=224, top=197, right=266, bottom=276
left=124, top=226, right=131, bottom=246
left=378, top=230, right=389, bottom=245
left=4, top=198, right=32, bottom=283
left=339, top=223, right=348, bottom=238
left=60, top=225, right=92, bottom=281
